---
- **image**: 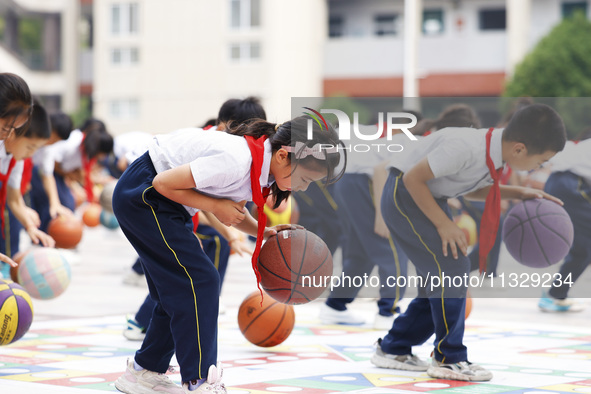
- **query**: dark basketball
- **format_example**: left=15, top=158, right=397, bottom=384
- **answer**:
left=257, top=229, right=333, bottom=305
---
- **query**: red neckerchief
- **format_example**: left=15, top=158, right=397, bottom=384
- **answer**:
left=0, top=157, right=17, bottom=237
left=20, top=158, right=33, bottom=195
left=80, top=134, right=97, bottom=202
left=478, top=128, right=503, bottom=273
left=245, top=135, right=271, bottom=300
left=192, top=214, right=200, bottom=233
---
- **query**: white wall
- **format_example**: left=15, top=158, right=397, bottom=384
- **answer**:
left=93, top=0, right=326, bottom=135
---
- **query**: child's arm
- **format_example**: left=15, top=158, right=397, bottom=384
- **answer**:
left=464, top=185, right=563, bottom=205
left=40, top=173, right=74, bottom=218
left=372, top=161, right=391, bottom=239
left=6, top=187, right=55, bottom=247
left=153, top=164, right=247, bottom=226
left=200, top=211, right=253, bottom=256
left=403, top=158, right=468, bottom=259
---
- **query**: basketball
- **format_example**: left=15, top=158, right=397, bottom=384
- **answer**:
left=100, top=210, right=119, bottom=230
left=82, top=204, right=102, bottom=227
left=465, top=294, right=472, bottom=320
left=238, top=290, right=295, bottom=347
left=502, top=199, right=574, bottom=268
left=10, top=249, right=31, bottom=283
left=257, top=228, right=333, bottom=305
left=17, top=248, right=71, bottom=300
left=47, top=216, right=84, bottom=249
left=99, top=180, right=117, bottom=213
left=454, top=212, right=477, bottom=247
left=0, top=279, right=34, bottom=345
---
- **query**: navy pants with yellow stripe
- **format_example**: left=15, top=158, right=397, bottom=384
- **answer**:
left=134, top=224, right=230, bottom=329
left=113, top=152, right=219, bottom=382
left=327, top=173, right=408, bottom=316
left=545, top=171, right=591, bottom=299
left=379, top=169, right=468, bottom=363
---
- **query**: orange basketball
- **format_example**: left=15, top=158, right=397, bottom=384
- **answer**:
left=10, top=249, right=31, bottom=283
left=465, top=293, right=473, bottom=320
left=82, top=204, right=102, bottom=227
left=238, top=291, right=295, bottom=347
left=48, top=216, right=84, bottom=249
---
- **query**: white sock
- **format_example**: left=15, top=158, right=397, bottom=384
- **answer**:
left=133, top=360, right=143, bottom=371
left=188, top=378, right=206, bottom=390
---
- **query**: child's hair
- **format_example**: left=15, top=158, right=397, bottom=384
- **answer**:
left=0, top=73, right=33, bottom=136
left=503, top=103, right=567, bottom=154
left=497, top=97, right=534, bottom=127
left=50, top=111, right=73, bottom=140
left=24, top=99, right=51, bottom=140
left=218, top=96, right=267, bottom=126
left=578, top=126, right=591, bottom=141
left=201, top=118, right=217, bottom=128
left=79, top=117, right=107, bottom=134
left=228, top=115, right=346, bottom=208
left=414, top=104, right=481, bottom=135
left=82, top=121, right=114, bottom=159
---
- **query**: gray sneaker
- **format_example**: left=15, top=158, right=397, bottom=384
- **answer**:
left=370, top=340, right=428, bottom=371
left=427, top=359, right=493, bottom=381
left=115, top=358, right=183, bottom=393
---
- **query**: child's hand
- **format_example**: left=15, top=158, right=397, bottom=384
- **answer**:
left=263, top=224, right=303, bottom=240
left=27, top=227, right=56, bottom=248
left=0, top=253, right=17, bottom=268
left=25, top=207, right=41, bottom=228
left=50, top=204, right=75, bottom=219
left=436, top=220, right=468, bottom=259
left=520, top=188, right=563, bottom=206
left=212, top=199, right=247, bottom=226
left=228, top=238, right=253, bottom=257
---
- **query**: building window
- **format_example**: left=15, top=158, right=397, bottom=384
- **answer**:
left=111, top=3, right=139, bottom=35
left=111, top=47, right=139, bottom=65
left=374, top=14, right=398, bottom=36
left=423, top=9, right=444, bottom=35
left=229, top=42, right=261, bottom=62
left=479, top=9, right=506, bottom=30
left=562, top=1, right=588, bottom=17
left=329, top=15, right=344, bottom=38
left=110, top=99, right=139, bottom=119
left=230, top=0, right=260, bottom=29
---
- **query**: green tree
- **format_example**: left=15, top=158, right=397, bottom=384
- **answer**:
left=504, top=12, right=591, bottom=137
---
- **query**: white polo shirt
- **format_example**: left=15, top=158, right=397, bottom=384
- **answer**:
left=387, top=127, right=504, bottom=199
left=0, top=144, right=24, bottom=189
left=550, top=139, right=591, bottom=185
left=39, top=129, right=83, bottom=174
left=113, top=131, right=153, bottom=164
left=345, top=125, right=413, bottom=176
left=148, top=128, right=273, bottom=215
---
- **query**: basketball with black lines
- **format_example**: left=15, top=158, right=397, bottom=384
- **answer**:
left=257, top=228, right=333, bottom=305
left=502, top=199, right=574, bottom=268
left=237, top=291, right=295, bottom=347
left=0, top=279, right=34, bottom=345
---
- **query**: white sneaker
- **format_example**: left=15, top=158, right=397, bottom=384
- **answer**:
left=427, top=359, right=493, bottom=381
left=123, top=271, right=147, bottom=287
left=115, top=358, right=183, bottom=393
left=370, top=340, right=428, bottom=371
left=373, top=313, right=395, bottom=330
left=319, top=303, right=364, bottom=325
left=182, top=363, right=226, bottom=393
left=123, top=315, right=146, bottom=341
left=538, top=292, right=584, bottom=313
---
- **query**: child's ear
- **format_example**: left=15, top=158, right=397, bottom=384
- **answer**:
left=512, top=142, right=527, bottom=156
left=276, top=148, right=290, bottom=164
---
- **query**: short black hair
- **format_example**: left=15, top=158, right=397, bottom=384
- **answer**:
left=24, top=99, right=51, bottom=139
left=503, top=103, right=566, bottom=154
left=49, top=112, right=73, bottom=140
left=217, top=96, right=266, bottom=125
left=79, top=117, right=107, bottom=134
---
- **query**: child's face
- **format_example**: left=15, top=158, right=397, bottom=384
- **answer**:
left=506, top=144, right=556, bottom=172
left=271, top=149, right=328, bottom=192
left=0, top=114, right=28, bottom=139
left=6, top=136, right=48, bottom=161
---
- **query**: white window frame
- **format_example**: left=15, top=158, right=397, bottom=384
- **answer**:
left=111, top=3, right=139, bottom=36
left=110, top=99, right=139, bottom=119
left=229, top=42, right=261, bottom=63
left=230, top=0, right=260, bottom=29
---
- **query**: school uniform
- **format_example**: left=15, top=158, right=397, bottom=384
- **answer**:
left=380, top=127, right=504, bottom=363
left=0, top=145, right=24, bottom=261
left=112, top=127, right=273, bottom=382
left=29, top=141, right=77, bottom=232
left=326, top=128, right=409, bottom=316
left=104, top=131, right=153, bottom=178
left=544, top=139, right=591, bottom=299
